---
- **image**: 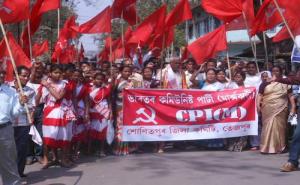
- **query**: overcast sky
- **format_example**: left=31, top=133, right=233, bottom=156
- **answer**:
left=75, top=0, right=112, bottom=53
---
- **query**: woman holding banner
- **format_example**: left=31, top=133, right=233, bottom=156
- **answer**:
left=226, top=71, right=249, bottom=152
left=191, top=68, right=224, bottom=149
left=257, top=66, right=296, bottom=154
left=113, top=65, right=135, bottom=156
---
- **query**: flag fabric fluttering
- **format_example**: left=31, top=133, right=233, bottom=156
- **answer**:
left=127, top=5, right=167, bottom=46
left=202, top=0, right=243, bottom=23
left=0, top=0, right=30, bottom=24
left=72, top=6, right=111, bottom=34
left=165, top=0, right=192, bottom=28
left=21, top=0, right=45, bottom=57
left=33, top=40, right=49, bottom=57
left=52, top=16, right=78, bottom=63
left=38, top=0, right=61, bottom=15
left=250, top=0, right=300, bottom=36
left=273, top=19, right=300, bottom=42
left=225, top=0, right=255, bottom=31
left=111, top=0, right=139, bottom=25
left=0, top=32, right=32, bottom=81
left=187, top=25, right=227, bottom=64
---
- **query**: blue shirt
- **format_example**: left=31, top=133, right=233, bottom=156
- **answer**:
left=0, top=84, right=25, bottom=125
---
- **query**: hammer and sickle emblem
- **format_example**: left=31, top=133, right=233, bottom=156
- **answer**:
left=133, top=105, right=158, bottom=125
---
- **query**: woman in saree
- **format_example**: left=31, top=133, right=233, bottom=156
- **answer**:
left=257, top=66, right=296, bottom=154
left=113, top=65, right=135, bottom=155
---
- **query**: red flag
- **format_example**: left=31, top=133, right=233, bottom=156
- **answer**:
left=73, top=6, right=111, bottom=34
left=39, top=0, right=61, bottom=15
left=149, top=27, right=174, bottom=49
left=273, top=19, right=300, bottom=42
left=60, top=15, right=77, bottom=39
left=0, top=32, right=32, bottom=81
left=52, top=16, right=77, bottom=62
left=59, top=45, right=77, bottom=64
left=112, top=0, right=140, bottom=26
left=128, top=5, right=167, bottom=46
left=165, top=0, right=192, bottom=28
left=0, top=0, right=30, bottom=24
left=187, top=25, right=227, bottom=64
left=202, top=0, right=243, bottom=23
left=33, top=40, right=49, bottom=57
left=250, top=0, right=300, bottom=36
left=225, top=0, right=255, bottom=31
left=21, top=0, right=44, bottom=57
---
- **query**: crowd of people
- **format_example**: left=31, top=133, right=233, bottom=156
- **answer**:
left=1, top=52, right=300, bottom=185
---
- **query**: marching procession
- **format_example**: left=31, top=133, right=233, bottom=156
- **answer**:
left=1, top=0, right=300, bottom=185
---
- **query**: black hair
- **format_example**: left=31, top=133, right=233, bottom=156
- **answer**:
left=62, top=63, right=76, bottom=72
left=144, top=60, right=155, bottom=68
left=73, top=69, right=83, bottom=74
left=246, top=61, right=256, bottom=67
left=50, top=64, right=63, bottom=72
left=216, top=68, right=226, bottom=74
left=142, top=67, right=154, bottom=74
left=119, top=64, right=132, bottom=72
left=206, top=58, right=217, bottom=64
left=271, top=65, right=283, bottom=74
left=186, top=58, right=196, bottom=65
left=233, top=71, right=246, bottom=80
left=94, top=72, right=105, bottom=79
left=80, top=62, right=90, bottom=67
left=16, top=65, right=30, bottom=75
left=205, top=68, right=217, bottom=75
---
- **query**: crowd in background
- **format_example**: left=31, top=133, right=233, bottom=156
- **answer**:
left=1, top=51, right=299, bottom=184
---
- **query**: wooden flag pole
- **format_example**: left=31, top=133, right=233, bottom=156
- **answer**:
left=27, top=19, right=33, bottom=61
left=57, top=9, right=61, bottom=64
left=226, top=50, right=232, bottom=81
left=259, top=0, right=269, bottom=70
left=225, top=31, right=232, bottom=80
left=242, top=11, right=260, bottom=73
left=273, top=0, right=300, bottom=50
left=121, top=11, right=125, bottom=59
left=160, top=34, right=166, bottom=88
left=0, top=18, right=32, bottom=124
left=109, top=33, right=113, bottom=62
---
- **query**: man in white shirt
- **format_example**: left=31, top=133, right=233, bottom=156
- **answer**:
left=0, top=69, right=28, bottom=185
left=244, top=62, right=262, bottom=150
left=159, top=57, right=187, bottom=89
left=244, top=62, right=262, bottom=89
left=11, top=66, right=35, bottom=178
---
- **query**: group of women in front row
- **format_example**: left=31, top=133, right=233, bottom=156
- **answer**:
left=34, top=60, right=295, bottom=169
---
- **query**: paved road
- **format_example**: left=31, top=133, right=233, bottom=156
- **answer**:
left=15, top=149, right=300, bottom=185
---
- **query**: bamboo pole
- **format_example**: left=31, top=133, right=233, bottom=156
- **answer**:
left=225, top=31, right=232, bottom=80
left=160, top=34, right=166, bottom=87
left=109, top=33, right=113, bottom=62
left=226, top=50, right=232, bottom=81
left=57, top=9, right=61, bottom=64
left=259, top=0, right=269, bottom=70
left=242, top=11, right=259, bottom=72
left=0, top=18, right=32, bottom=124
left=27, top=19, right=33, bottom=61
left=121, top=11, right=125, bottom=59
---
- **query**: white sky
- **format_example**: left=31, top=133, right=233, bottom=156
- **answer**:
left=75, top=0, right=112, bottom=53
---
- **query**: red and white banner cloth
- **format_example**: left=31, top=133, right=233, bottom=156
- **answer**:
left=123, top=88, right=258, bottom=141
